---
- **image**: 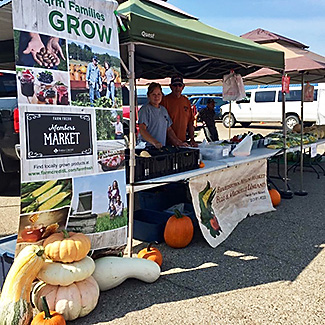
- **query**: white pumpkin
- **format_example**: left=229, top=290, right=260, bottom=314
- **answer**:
left=93, top=256, right=161, bottom=291
left=32, top=276, right=100, bottom=321
left=37, top=256, right=95, bottom=286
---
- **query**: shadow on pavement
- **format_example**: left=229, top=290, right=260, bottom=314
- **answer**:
left=70, top=161, right=325, bottom=324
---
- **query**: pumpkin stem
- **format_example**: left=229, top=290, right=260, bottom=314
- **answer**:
left=62, top=229, right=70, bottom=238
left=174, top=209, right=183, bottom=219
left=147, top=241, right=158, bottom=252
left=36, top=246, right=45, bottom=257
left=41, top=296, right=52, bottom=319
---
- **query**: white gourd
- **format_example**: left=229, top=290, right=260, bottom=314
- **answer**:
left=37, top=256, right=95, bottom=286
left=92, top=256, right=161, bottom=291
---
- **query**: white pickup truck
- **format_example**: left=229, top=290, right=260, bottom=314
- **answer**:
left=220, top=85, right=325, bottom=130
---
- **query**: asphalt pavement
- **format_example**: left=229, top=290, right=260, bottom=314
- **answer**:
left=0, top=123, right=324, bottom=324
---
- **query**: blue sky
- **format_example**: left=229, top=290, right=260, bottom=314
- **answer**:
left=168, top=0, right=325, bottom=56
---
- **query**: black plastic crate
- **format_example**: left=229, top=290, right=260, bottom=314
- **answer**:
left=0, top=234, right=17, bottom=289
left=137, top=183, right=189, bottom=211
left=133, top=209, right=171, bottom=243
left=175, top=148, right=200, bottom=172
left=125, top=148, right=176, bottom=183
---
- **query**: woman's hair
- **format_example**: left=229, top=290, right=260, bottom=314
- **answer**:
left=147, top=82, right=162, bottom=96
left=104, top=61, right=110, bottom=69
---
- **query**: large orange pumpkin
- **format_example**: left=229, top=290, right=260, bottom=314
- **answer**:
left=43, top=230, right=91, bottom=263
left=164, top=209, right=194, bottom=248
left=138, top=242, right=163, bottom=266
left=269, top=189, right=281, bottom=207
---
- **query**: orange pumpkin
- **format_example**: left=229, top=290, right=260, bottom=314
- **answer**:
left=199, top=161, right=205, bottom=168
left=164, top=209, right=194, bottom=248
left=43, top=230, right=91, bottom=263
left=138, top=242, right=163, bottom=266
left=31, top=296, right=66, bottom=325
left=269, top=188, right=281, bottom=207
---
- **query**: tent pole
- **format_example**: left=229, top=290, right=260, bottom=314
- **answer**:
left=127, top=42, right=136, bottom=257
left=281, top=71, right=293, bottom=199
left=295, top=72, right=308, bottom=196
left=228, top=101, right=232, bottom=139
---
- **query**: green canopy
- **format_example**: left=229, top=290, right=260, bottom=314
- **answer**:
left=117, top=0, right=284, bottom=80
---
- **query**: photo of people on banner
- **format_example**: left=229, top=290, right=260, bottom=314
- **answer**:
left=67, top=171, right=127, bottom=250
left=68, top=40, right=122, bottom=108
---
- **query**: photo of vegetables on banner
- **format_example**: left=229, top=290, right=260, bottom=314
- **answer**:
left=12, top=0, right=127, bottom=255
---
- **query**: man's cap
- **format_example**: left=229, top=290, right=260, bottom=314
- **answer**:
left=171, top=75, right=184, bottom=86
left=207, top=98, right=215, bottom=104
left=92, top=55, right=99, bottom=62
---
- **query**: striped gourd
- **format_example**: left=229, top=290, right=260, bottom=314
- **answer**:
left=0, top=245, right=45, bottom=325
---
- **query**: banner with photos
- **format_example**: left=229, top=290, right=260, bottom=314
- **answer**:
left=189, top=159, right=275, bottom=248
left=12, top=0, right=127, bottom=253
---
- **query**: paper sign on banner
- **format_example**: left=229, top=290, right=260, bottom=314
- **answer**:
left=189, top=159, right=274, bottom=248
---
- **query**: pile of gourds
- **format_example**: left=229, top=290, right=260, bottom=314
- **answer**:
left=0, top=210, right=195, bottom=324
left=0, top=229, right=164, bottom=325
left=32, top=230, right=100, bottom=321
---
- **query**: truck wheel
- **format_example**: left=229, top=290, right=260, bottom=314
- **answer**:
left=222, top=113, right=236, bottom=128
left=240, top=122, right=251, bottom=127
left=0, top=169, right=10, bottom=193
left=286, top=115, right=300, bottom=130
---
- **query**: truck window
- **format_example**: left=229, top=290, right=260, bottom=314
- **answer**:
left=255, top=91, right=276, bottom=103
left=236, top=93, right=251, bottom=104
left=278, top=89, right=318, bottom=101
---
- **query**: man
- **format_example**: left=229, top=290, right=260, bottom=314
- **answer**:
left=104, top=61, right=116, bottom=106
left=114, top=115, right=124, bottom=140
left=86, top=55, right=102, bottom=106
left=161, top=75, right=197, bottom=147
left=198, top=98, right=219, bottom=142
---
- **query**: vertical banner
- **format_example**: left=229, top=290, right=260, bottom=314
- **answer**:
left=189, top=160, right=274, bottom=248
left=12, top=0, right=127, bottom=253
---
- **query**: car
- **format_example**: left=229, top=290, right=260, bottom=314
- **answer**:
left=189, top=95, right=228, bottom=120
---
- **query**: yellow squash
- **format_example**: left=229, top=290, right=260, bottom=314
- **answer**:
left=0, top=245, right=45, bottom=325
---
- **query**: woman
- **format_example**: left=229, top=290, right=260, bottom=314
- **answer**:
left=138, top=82, right=185, bottom=149
left=104, top=61, right=115, bottom=105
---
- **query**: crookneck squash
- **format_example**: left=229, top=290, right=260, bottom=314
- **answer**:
left=0, top=244, right=45, bottom=325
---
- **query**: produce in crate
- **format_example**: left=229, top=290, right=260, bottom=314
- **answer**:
left=137, top=242, right=163, bottom=266
left=92, top=256, right=161, bottom=291
left=43, top=230, right=91, bottom=263
left=164, top=209, right=194, bottom=248
left=0, top=245, right=45, bottom=325
left=31, top=296, right=66, bottom=325
left=32, top=276, right=99, bottom=321
left=37, top=256, right=95, bottom=286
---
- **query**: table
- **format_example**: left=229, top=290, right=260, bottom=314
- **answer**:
left=127, top=139, right=325, bottom=193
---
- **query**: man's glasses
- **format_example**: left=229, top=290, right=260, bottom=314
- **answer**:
left=172, top=83, right=183, bottom=87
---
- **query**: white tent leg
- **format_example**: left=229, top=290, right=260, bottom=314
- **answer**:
left=127, top=43, right=136, bottom=257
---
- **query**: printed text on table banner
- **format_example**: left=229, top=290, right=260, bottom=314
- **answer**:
left=189, top=159, right=274, bottom=248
